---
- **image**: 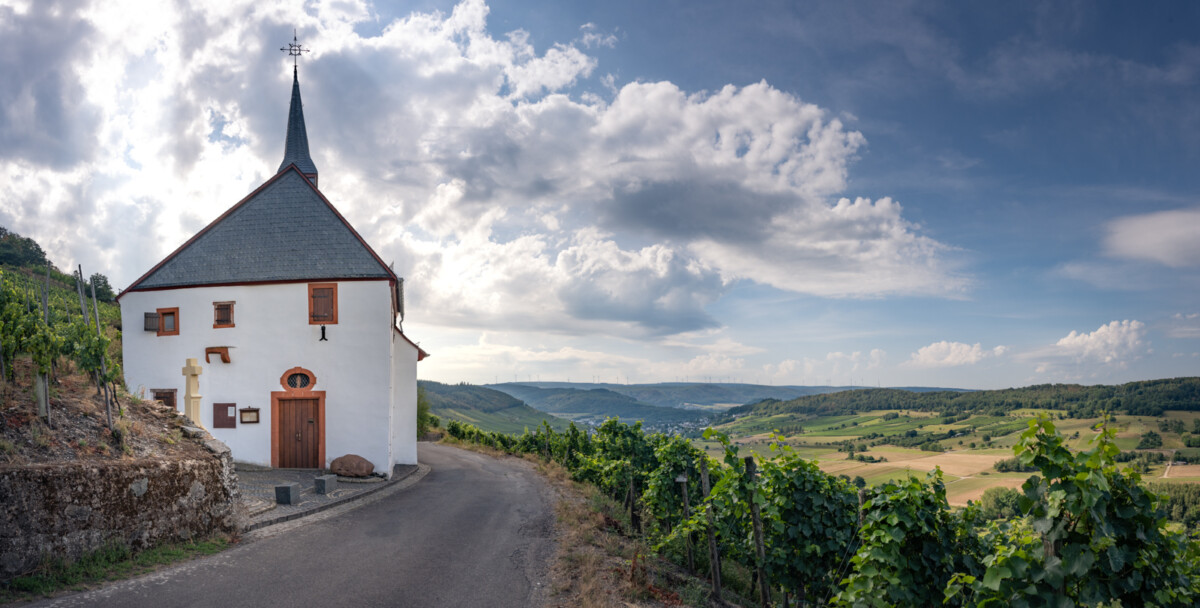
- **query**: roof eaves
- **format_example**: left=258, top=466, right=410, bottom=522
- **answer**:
left=118, top=167, right=300, bottom=300
left=119, top=164, right=398, bottom=299
left=394, top=326, right=429, bottom=361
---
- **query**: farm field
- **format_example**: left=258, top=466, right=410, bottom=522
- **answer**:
left=698, top=408, right=1200, bottom=505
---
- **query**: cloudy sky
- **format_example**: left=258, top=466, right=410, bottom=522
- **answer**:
left=3, top=0, right=1199, bottom=389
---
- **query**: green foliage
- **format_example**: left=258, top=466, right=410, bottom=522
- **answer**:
left=489, top=383, right=702, bottom=427
left=946, top=416, right=1200, bottom=607
left=0, top=536, right=228, bottom=602
left=758, top=439, right=859, bottom=603
left=835, top=471, right=968, bottom=607
left=419, top=380, right=570, bottom=433
left=1150, top=482, right=1200, bottom=531
left=89, top=273, right=115, bottom=303
left=0, top=226, right=50, bottom=268
left=977, top=487, right=1021, bottom=520
left=994, top=457, right=1037, bottom=473
left=1138, top=431, right=1164, bottom=449
left=416, top=386, right=433, bottom=437
left=0, top=268, right=121, bottom=384
left=720, top=378, right=1200, bottom=422
left=445, top=412, right=1200, bottom=607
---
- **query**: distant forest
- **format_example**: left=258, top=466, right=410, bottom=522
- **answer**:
left=722, top=377, right=1200, bottom=420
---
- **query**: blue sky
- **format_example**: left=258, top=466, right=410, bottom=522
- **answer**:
left=2, top=0, right=1198, bottom=389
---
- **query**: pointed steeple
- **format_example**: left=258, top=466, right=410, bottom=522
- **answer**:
left=279, top=66, right=318, bottom=187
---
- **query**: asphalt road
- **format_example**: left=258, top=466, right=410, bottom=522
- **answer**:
left=32, top=443, right=557, bottom=607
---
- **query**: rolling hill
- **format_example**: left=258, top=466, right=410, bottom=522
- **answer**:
left=718, top=377, right=1200, bottom=423
left=503, top=382, right=850, bottom=409
left=486, top=384, right=707, bottom=428
left=420, top=381, right=570, bottom=434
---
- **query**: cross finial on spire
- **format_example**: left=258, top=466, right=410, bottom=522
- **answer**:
left=280, top=29, right=310, bottom=69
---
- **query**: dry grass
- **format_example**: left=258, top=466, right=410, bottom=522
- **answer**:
left=1167, top=464, right=1200, bottom=478
left=0, top=356, right=207, bottom=465
left=436, top=439, right=731, bottom=607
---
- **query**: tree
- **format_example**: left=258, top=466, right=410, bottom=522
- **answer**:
left=89, top=273, right=116, bottom=302
left=853, top=475, right=866, bottom=489
left=416, top=386, right=433, bottom=437
left=0, top=227, right=49, bottom=268
left=978, top=486, right=1020, bottom=520
left=1138, top=430, right=1163, bottom=449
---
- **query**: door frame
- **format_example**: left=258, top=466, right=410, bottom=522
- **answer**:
left=271, top=367, right=326, bottom=468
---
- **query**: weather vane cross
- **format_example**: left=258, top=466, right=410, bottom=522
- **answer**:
left=280, top=29, right=310, bottom=68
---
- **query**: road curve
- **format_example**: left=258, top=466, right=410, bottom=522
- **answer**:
left=33, top=443, right=557, bottom=608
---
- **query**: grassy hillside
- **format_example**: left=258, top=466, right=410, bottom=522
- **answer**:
left=721, top=378, right=1200, bottom=421
left=500, top=381, right=858, bottom=409
left=487, top=383, right=706, bottom=428
left=707, top=381, right=1200, bottom=505
left=420, top=380, right=570, bottom=434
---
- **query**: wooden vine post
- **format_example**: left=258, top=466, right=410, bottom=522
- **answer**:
left=745, top=456, right=771, bottom=607
left=90, top=277, right=114, bottom=427
left=628, top=465, right=641, bottom=533
left=34, top=267, right=50, bottom=425
left=74, top=266, right=97, bottom=392
left=699, top=458, right=722, bottom=601
left=676, top=472, right=694, bottom=573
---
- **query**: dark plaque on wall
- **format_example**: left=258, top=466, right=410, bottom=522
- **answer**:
left=213, top=403, right=236, bottom=429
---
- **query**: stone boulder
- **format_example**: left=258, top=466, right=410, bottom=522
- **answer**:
left=330, top=454, right=374, bottom=478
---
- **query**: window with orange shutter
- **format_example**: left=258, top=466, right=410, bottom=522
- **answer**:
left=308, top=283, right=338, bottom=324
left=214, top=301, right=234, bottom=328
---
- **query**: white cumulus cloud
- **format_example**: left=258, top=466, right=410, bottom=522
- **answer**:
left=904, top=341, right=1004, bottom=368
left=1026, top=320, right=1148, bottom=376
left=0, top=0, right=965, bottom=343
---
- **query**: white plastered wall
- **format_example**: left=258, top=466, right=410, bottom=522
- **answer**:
left=120, top=280, right=398, bottom=474
left=390, top=329, right=419, bottom=466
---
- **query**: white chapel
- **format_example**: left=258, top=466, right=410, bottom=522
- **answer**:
left=118, top=57, right=427, bottom=477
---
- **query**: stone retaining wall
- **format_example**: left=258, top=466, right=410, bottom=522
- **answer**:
left=0, top=438, right=241, bottom=579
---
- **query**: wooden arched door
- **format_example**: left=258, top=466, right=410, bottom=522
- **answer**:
left=271, top=367, right=326, bottom=469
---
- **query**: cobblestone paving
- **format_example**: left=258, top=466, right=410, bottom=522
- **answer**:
left=237, top=464, right=420, bottom=530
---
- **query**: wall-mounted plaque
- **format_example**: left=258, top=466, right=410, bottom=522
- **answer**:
left=239, top=408, right=260, bottom=424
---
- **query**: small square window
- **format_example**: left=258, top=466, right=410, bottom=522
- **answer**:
left=151, top=389, right=177, bottom=410
left=214, top=301, right=235, bottom=328
left=308, top=283, right=338, bottom=325
left=157, top=307, right=179, bottom=336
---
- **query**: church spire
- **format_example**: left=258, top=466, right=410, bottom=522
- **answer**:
left=279, top=31, right=318, bottom=186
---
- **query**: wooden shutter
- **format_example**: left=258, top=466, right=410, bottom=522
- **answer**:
left=308, top=284, right=337, bottom=324
left=144, top=312, right=159, bottom=331
left=214, top=302, right=233, bottom=327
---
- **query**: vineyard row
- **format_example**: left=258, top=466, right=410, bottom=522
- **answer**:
left=445, top=415, right=1200, bottom=607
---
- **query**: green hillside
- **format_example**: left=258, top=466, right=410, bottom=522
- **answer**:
left=420, top=380, right=569, bottom=434
left=503, top=381, right=853, bottom=408
left=721, top=378, right=1200, bottom=422
left=487, top=384, right=705, bottom=427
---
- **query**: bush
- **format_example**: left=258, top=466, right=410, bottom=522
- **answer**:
left=1137, top=431, right=1163, bottom=449
left=977, top=486, right=1021, bottom=520
left=993, top=457, right=1037, bottom=473
left=416, top=386, right=433, bottom=437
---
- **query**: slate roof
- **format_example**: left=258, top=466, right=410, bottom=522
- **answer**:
left=278, top=68, right=318, bottom=177
left=124, top=166, right=395, bottom=292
